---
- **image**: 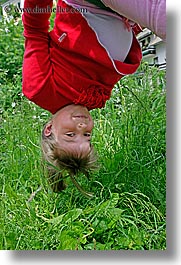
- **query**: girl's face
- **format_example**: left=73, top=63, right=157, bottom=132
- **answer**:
left=44, top=104, right=94, bottom=156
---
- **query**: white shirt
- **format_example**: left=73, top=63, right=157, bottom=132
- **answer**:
left=64, top=0, right=133, bottom=62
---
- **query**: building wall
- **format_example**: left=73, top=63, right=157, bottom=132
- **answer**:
left=155, top=42, right=166, bottom=67
left=137, top=29, right=166, bottom=70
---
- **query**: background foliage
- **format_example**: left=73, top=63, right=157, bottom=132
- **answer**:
left=0, top=10, right=166, bottom=250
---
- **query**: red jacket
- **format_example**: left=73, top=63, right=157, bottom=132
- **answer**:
left=22, top=0, right=142, bottom=114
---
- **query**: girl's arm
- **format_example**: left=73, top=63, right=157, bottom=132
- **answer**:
left=22, top=0, right=53, bottom=101
left=101, top=0, right=166, bottom=41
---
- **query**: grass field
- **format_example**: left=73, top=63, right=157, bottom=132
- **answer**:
left=0, top=15, right=166, bottom=250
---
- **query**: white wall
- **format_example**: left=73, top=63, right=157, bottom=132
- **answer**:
left=155, top=42, right=166, bottom=65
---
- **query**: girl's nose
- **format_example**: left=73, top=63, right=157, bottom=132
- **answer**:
left=77, top=122, right=87, bottom=129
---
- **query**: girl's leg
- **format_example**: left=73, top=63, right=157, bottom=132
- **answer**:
left=101, top=0, right=166, bottom=41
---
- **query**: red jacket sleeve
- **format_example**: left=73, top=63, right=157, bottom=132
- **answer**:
left=22, top=0, right=54, bottom=101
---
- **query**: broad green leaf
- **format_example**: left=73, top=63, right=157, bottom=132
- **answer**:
left=62, top=208, right=83, bottom=224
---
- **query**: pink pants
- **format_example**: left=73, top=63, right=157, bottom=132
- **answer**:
left=101, top=0, right=166, bottom=41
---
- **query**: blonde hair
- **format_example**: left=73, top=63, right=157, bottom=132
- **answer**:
left=41, top=123, right=98, bottom=196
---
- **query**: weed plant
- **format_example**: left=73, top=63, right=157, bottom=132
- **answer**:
left=0, top=13, right=166, bottom=250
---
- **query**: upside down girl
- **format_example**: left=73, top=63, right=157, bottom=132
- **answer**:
left=22, top=0, right=166, bottom=194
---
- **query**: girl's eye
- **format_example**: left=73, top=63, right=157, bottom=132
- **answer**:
left=66, top=133, right=75, bottom=137
left=84, top=133, right=91, bottom=137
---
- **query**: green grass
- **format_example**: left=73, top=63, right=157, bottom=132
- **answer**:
left=0, top=16, right=166, bottom=250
